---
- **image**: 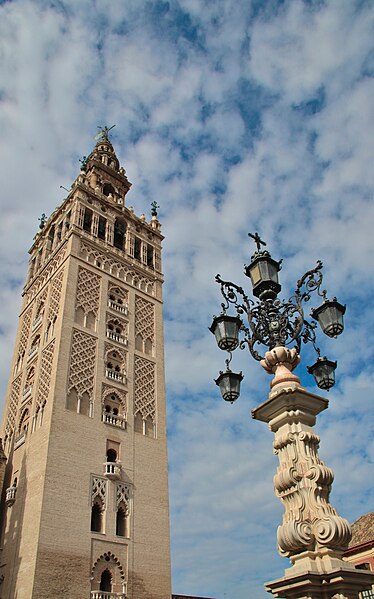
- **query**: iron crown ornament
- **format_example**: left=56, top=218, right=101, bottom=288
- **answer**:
left=210, top=233, right=346, bottom=395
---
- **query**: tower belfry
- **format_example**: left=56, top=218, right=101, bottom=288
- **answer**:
left=0, top=132, right=171, bottom=599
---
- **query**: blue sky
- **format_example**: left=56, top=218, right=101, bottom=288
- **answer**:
left=0, top=0, right=373, bottom=597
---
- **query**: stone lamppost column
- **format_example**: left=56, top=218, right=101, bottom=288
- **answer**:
left=252, top=346, right=374, bottom=599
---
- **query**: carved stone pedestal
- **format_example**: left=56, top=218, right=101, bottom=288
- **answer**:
left=252, top=347, right=374, bottom=599
left=266, top=550, right=374, bottom=598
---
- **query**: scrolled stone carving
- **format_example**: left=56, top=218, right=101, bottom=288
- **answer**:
left=272, top=426, right=352, bottom=558
left=277, top=519, right=314, bottom=556
left=314, top=515, right=352, bottom=549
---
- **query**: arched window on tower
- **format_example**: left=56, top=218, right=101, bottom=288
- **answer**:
left=100, top=569, right=112, bottom=592
left=113, top=219, right=126, bottom=250
left=91, top=498, right=104, bottom=533
left=103, top=183, right=115, bottom=197
left=98, top=216, right=106, bottom=240
left=108, top=287, right=128, bottom=314
left=134, top=236, right=141, bottom=261
left=116, top=503, right=128, bottom=537
left=105, top=350, right=125, bottom=383
left=107, top=448, right=117, bottom=463
left=83, top=208, right=93, bottom=233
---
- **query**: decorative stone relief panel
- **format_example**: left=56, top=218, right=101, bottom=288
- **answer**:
left=18, top=308, right=32, bottom=355
left=80, top=241, right=155, bottom=296
left=135, top=296, right=154, bottom=355
left=133, top=356, right=156, bottom=422
left=24, top=245, right=66, bottom=306
left=48, top=267, right=65, bottom=324
left=91, top=476, right=107, bottom=507
left=116, top=483, right=131, bottom=510
left=75, top=267, right=101, bottom=318
left=36, top=340, right=55, bottom=410
left=5, top=376, right=22, bottom=438
left=68, top=329, right=97, bottom=400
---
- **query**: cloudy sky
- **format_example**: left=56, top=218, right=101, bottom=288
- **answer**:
left=0, top=0, right=373, bottom=597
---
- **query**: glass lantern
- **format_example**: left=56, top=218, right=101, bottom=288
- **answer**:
left=307, top=357, right=337, bottom=391
left=215, top=369, right=244, bottom=403
left=311, top=298, right=346, bottom=338
left=244, top=252, right=282, bottom=300
left=209, top=314, right=242, bottom=351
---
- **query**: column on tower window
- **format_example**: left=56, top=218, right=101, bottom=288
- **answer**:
left=92, top=213, right=99, bottom=237
left=106, top=221, right=113, bottom=245
left=141, top=242, right=147, bottom=265
left=76, top=204, right=85, bottom=228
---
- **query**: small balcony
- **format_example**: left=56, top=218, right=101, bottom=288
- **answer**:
left=102, top=411, right=126, bottom=429
left=105, top=368, right=125, bottom=383
left=106, top=330, right=128, bottom=346
left=5, top=486, right=17, bottom=507
left=104, top=461, right=122, bottom=480
left=27, top=345, right=38, bottom=362
left=31, top=314, right=43, bottom=332
left=22, top=384, right=33, bottom=402
left=107, top=299, right=128, bottom=316
left=91, top=592, right=127, bottom=599
left=14, top=431, right=26, bottom=450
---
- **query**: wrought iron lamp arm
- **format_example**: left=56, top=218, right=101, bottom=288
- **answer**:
left=215, top=274, right=253, bottom=315
left=295, top=260, right=327, bottom=302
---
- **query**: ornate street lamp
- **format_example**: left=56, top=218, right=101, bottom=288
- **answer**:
left=210, top=232, right=344, bottom=393
left=210, top=233, right=374, bottom=599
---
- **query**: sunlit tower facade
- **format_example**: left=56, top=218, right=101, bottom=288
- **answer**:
left=0, top=130, right=171, bottom=599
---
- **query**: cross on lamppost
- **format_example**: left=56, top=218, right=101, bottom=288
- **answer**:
left=248, top=231, right=266, bottom=251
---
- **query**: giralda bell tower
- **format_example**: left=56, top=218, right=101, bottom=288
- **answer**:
left=0, top=128, right=172, bottom=599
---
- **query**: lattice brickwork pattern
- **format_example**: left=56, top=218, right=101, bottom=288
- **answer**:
left=68, top=329, right=97, bottom=398
left=19, top=308, right=32, bottom=355
left=116, top=483, right=130, bottom=509
left=135, top=296, right=155, bottom=343
left=36, top=340, right=55, bottom=409
left=76, top=267, right=101, bottom=316
left=80, top=241, right=155, bottom=296
left=48, top=267, right=65, bottom=323
left=5, top=376, right=22, bottom=437
left=24, top=246, right=66, bottom=306
left=91, top=476, right=107, bottom=506
left=134, top=356, right=156, bottom=421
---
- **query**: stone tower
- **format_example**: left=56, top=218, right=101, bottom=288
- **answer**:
left=0, top=130, right=171, bottom=599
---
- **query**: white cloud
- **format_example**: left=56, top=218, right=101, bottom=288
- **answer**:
left=0, top=1, right=373, bottom=598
